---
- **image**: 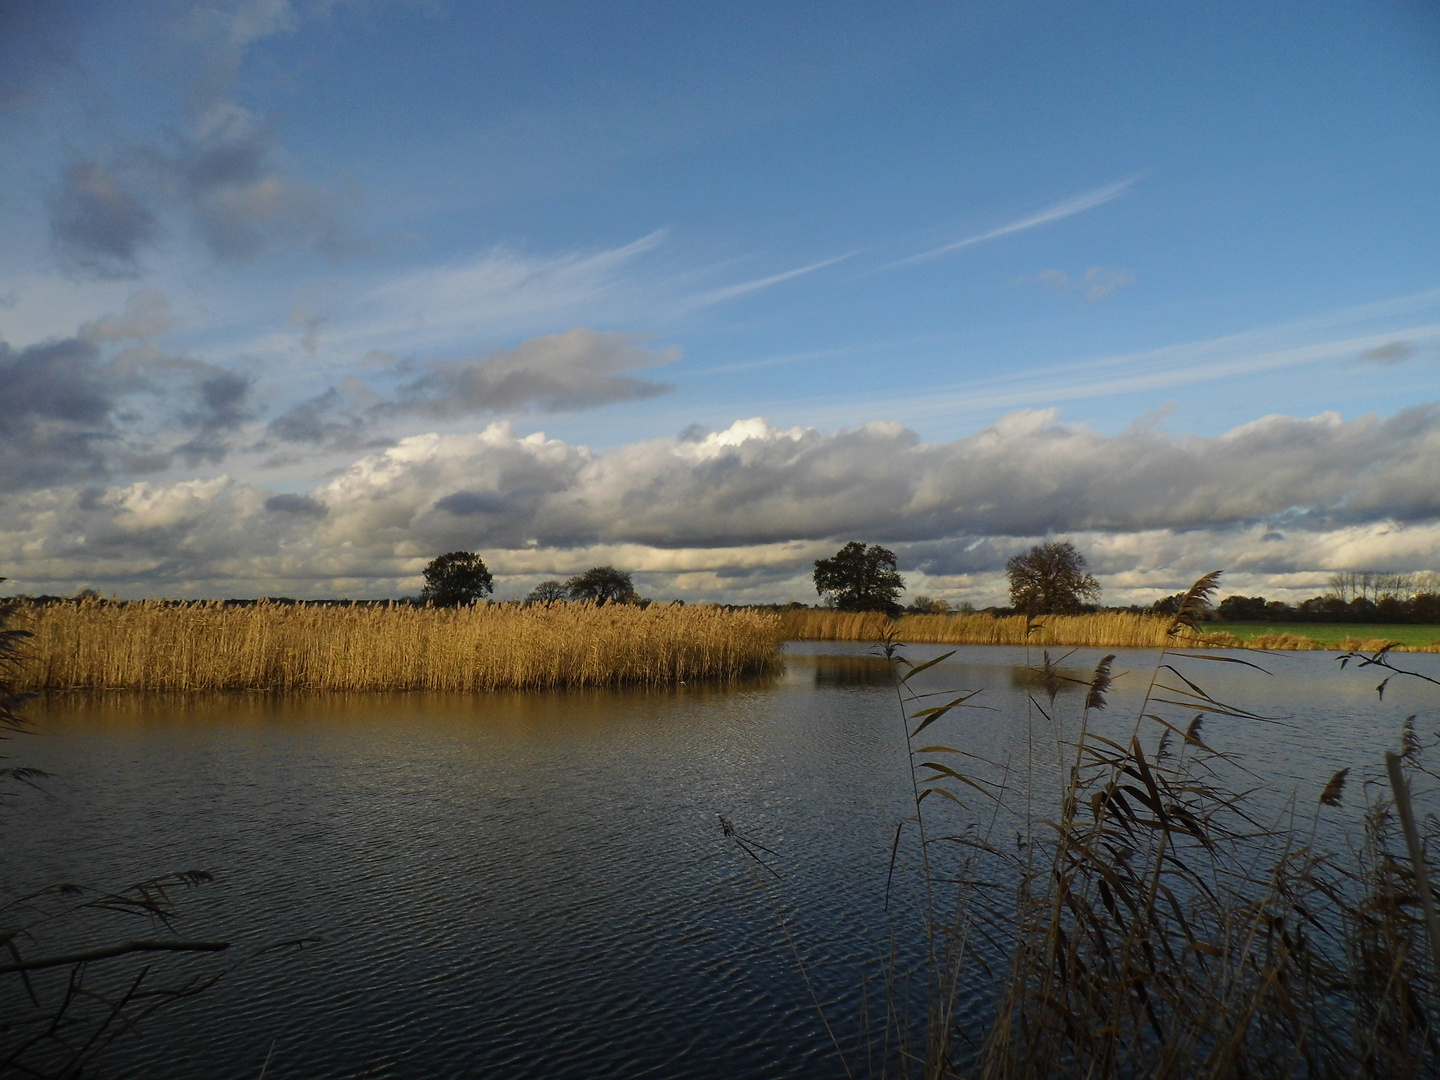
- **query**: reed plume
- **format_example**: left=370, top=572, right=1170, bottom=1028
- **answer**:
left=13, top=599, right=783, bottom=692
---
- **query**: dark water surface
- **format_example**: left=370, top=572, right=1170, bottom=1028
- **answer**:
left=3, top=644, right=1438, bottom=1078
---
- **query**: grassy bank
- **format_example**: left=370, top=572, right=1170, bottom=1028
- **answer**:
left=15, top=599, right=784, bottom=692
left=1208, top=620, right=1440, bottom=649
left=779, top=608, right=1440, bottom=651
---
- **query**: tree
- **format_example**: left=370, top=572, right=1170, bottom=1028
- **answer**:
left=421, top=551, right=494, bottom=607
left=525, top=580, right=569, bottom=603
left=813, top=542, right=905, bottom=612
left=566, top=566, right=639, bottom=606
left=1005, top=541, right=1100, bottom=614
left=906, top=595, right=951, bottom=615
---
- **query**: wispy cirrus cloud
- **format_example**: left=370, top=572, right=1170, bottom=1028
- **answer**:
left=877, top=176, right=1140, bottom=272
left=685, top=251, right=858, bottom=308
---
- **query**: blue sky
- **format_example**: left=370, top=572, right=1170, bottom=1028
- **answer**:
left=1, top=0, right=1438, bottom=603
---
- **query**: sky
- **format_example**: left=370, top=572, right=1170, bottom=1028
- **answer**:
left=1, top=0, right=1439, bottom=605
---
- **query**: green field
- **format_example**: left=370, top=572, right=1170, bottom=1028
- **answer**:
left=1208, top=621, right=1440, bottom=647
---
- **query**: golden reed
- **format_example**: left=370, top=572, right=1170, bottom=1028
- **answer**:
left=780, top=608, right=1199, bottom=647
left=777, top=608, right=1440, bottom=651
left=16, top=599, right=784, bottom=692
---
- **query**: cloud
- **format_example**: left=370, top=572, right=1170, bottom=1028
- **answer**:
left=687, top=252, right=857, bottom=307
left=394, top=329, right=678, bottom=417
left=1357, top=340, right=1416, bottom=364
left=49, top=162, right=159, bottom=277
left=156, top=101, right=353, bottom=261
left=81, top=289, right=176, bottom=343
left=0, top=310, right=256, bottom=490
left=266, top=384, right=383, bottom=453
left=1032, top=266, right=1136, bottom=303
left=42, top=1, right=354, bottom=272
left=347, top=231, right=669, bottom=352
left=264, top=329, right=680, bottom=453
left=7, top=402, right=1440, bottom=600
left=879, top=176, right=1139, bottom=271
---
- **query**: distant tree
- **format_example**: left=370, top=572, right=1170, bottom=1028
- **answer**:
left=421, top=551, right=494, bottom=607
left=1005, top=541, right=1100, bottom=614
left=525, top=580, right=570, bottom=604
left=566, top=566, right=639, bottom=606
left=813, top=542, right=905, bottom=612
left=1150, top=593, right=1186, bottom=616
left=905, top=595, right=951, bottom=615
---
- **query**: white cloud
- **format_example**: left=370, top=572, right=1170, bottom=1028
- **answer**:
left=878, top=176, right=1139, bottom=271
left=5, top=405, right=1440, bottom=601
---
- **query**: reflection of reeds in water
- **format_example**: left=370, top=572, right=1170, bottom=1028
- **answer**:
left=805, top=654, right=899, bottom=687
left=15, top=599, right=784, bottom=692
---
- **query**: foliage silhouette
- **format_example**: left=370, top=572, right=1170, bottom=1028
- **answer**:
left=565, top=566, right=638, bottom=606
left=813, top=542, right=904, bottom=612
left=1005, top=540, right=1100, bottom=613
left=420, top=551, right=494, bottom=607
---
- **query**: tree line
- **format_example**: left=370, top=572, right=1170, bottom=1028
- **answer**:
left=361, top=547, right=1440, bottom=624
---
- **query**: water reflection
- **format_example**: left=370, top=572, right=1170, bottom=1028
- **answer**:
left=3, top=644, right=1437, bottom=1079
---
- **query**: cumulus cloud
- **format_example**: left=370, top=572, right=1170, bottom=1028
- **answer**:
left=7, top=405, right=1440, bottom=601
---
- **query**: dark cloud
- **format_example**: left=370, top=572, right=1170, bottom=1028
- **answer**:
left=158, top=104, right=354, bottom=261
left=0, top=317, right=256, bottom=490
left=0, top=335, right=115, bottom=487
left=42, top=1, right=357, bottom=272
left=1357, top=341, right=1416, bottom=364
left=176, top=371, right=255, bottom=464
left=49, top=161, right=159, bottom=277
left=396, top=329, right=676, bottom=416
left=265, top=386, right=386, bottom=453
left=265, top=493, right=327, bottom=517
left=266, top=330, right=679, bottom=454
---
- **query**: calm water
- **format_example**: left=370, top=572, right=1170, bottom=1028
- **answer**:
left=3, top=644, right=1437, bottom=1078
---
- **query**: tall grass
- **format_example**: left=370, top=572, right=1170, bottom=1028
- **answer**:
left=737, top=574, right=1440, bottom=1078
left=781, top=608, right=1226, bottom=648
left=779, top=609, right=1440, bottom=651
left=15, top=599, right=783, bottom=692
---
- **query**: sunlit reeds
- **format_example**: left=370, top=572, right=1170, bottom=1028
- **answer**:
left=14, top=599, right=784, bottom=692
left=780, top=608, right=1229, bottom=648
left=779, top=608, right=1440, bottom=651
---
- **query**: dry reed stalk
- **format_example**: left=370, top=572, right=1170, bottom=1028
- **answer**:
left=830, top=573, right=1440, bottom=1079
left=780, top=609, right=1227, bottom=649
left=14, top=599, right=783, bottom=692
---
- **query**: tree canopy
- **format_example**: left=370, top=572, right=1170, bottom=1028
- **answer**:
left=565, top=566, right=639, bottom=606
left=420, top=551, right=494, bottom=607
left=1005, top=541, right=1100, bottom=614
left=525, top=580, right=570, bottom=603
left=813, top=542, right=905, bottom=612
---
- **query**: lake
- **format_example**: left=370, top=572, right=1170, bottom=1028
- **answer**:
left=3, top=643, right=1437, bottom=1078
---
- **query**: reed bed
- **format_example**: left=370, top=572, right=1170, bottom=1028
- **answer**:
left=14, top=599, right=784, bottom=692
left=779, top=609, right=1440, bottom=651
left=780, top=609, right=1225, bottom=648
